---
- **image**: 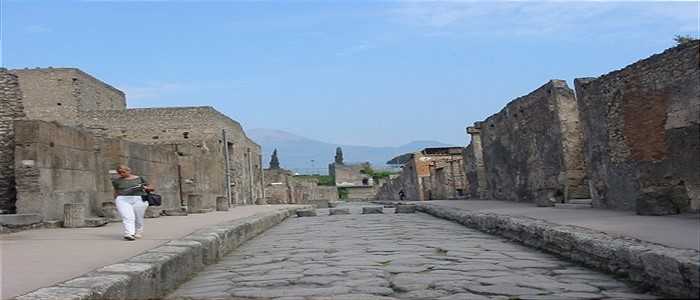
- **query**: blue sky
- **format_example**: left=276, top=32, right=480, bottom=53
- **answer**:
left=2, top=1, right=698, bottom=147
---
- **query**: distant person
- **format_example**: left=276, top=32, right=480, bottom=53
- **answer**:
left=399, top=190, right=406, bottom=201
left=112, top=165, right=154, bottom=241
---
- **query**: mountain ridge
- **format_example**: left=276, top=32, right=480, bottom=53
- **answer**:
left=248, top=128, right=457, bottom=174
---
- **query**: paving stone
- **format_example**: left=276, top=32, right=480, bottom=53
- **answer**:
left=395, top=204, right=417, bottom=214
left=466, top=284, right=546, bottom=296
left=170, top=202, right=649, bottom=300
left=297, top=209, right=318, bottom=217
left=438, top=292, right=490, bottom=300
left=330, top=208, right=351, bottom=215
left=362, top=207, right=384, bottom=214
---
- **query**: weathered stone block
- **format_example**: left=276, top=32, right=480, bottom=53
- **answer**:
left=216, top=196, right=229, bottom=211
left=163, top=207, right=188, bottom=216
left=395, top=204, right=417, bottom=214
left=0, top=213, right=42, bottom=226
left=84, top=217, right=108, bottom=227
left=329, top=208, right=350, bottom=215
left=362, top=207, right=383, bottom=214
left=328, top=201, right=339, bottom=208
left=296, top=209, right=317, bottom=217
left=63, top=203, right=85, bottom=228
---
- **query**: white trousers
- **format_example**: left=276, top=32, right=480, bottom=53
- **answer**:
left=115, top=196, right=148, bottom=236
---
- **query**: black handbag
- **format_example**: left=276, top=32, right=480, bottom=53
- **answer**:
left=142, top=192, right=162, bottom=206
left=138, top=177, right=161, bottom=206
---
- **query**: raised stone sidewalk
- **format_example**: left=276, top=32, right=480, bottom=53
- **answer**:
left=2, top=205, right=308, bottom=300
left=407, top=200, right=699, bottom=299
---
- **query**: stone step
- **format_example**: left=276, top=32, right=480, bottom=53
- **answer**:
left=0, top=214, right=43, bottom=227
left=568, top=199, right=593, bottom=205
left=554, top=203, right=592, bottom=209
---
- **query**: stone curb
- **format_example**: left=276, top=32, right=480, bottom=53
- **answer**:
left=415, top=203, right=699, bottom=299
left=14, top=206, right=310, bottom=300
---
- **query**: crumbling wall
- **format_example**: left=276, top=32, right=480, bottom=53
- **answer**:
left=81, top=106, right=263, bottom=206
left=11, top=68, right=125, bottom=125
left=480, top=80, right=588, bottom=206
left=463, top=144, right=478, bottom=198
left=575, top=41, right=700, bottom=215
left=374, top=158, right=421, bottom=201
left=13, top=120, right=180, bottom=221
left=428, top=159, right=466, bottom=200
left=331, top=162, right=373, bottom=187
left=263, top=169, right=337, bottom=204
left=0, top=70, right=27, bottom=213
left=171, top=141, right=225, bottom=209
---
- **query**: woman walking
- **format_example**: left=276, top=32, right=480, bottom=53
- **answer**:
left=112, top=165, right=154, bottom=241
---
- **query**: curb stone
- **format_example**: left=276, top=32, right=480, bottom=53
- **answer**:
left=415, top=203, right=699, bottom=299
left=15, top=206, right=310, bottom=300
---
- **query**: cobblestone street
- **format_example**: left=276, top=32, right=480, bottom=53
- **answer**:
left=169, top=204, right=656, bottom=300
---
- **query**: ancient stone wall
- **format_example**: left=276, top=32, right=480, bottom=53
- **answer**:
left=479, top=80, right=588, bottom=206
left=345, top=186, right=376, bottom=200
left=10, top=68, right=125, bottom=125
left=462, top=144, right=478, bottom=198
left=330, top=162, right=373, bottom=187
left=175, top=141, right=226, bottom=209
left=427, top=158, right=467, bottom=200
left=13, top=120, right=180, bottom=220
left=81, top=106, right=263, bottom=205
left=263, top=169, right=338, bottom=204
left=0, top=70, right=27, bottom=213
left=575, top=41, right=700, bottom=215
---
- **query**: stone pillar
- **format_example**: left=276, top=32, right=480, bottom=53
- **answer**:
left=467, top=123, right=489, bottom=199
left=0, top=70, right=26, bottom=214
left=216, top=196, right=229, bottom=211
left=187, top=194, right=203, bottom=213
left=63, top=203, right=86, bottom=228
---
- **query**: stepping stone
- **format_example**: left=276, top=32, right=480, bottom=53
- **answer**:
left=163, top=209, right=188, bottom=216
left=84, top=218, right=108, bottom=227
left=395, top=204, right=417, bottom=214
left=296, top=209, right=317, bottom=217
left=362, top=207, right=383, bottom=214
left=329, top=208, right=350, bottom=215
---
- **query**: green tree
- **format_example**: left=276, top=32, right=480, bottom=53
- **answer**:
left=269, top=149, right=280, bottom=169
left=674, top=34, right=698, bottom=45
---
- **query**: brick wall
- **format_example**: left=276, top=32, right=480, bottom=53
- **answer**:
left=10, top=68, right=125, bottom=125
left=480, top=80, right=588, bottom=206
left=575, top=41, right=700, bottom=215
left=428, top=158, right=466, bottom=200
left=0, top=70, right=27, bottom=213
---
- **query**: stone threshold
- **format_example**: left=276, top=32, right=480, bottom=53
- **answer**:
left=14, top=206, right=310, bottom=300
left=413, top=202, right=699, bottom=299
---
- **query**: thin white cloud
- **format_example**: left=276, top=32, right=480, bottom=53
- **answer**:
left=389, top=2, right=698, bottom=37
left=118, top=79, right=244, bottom=101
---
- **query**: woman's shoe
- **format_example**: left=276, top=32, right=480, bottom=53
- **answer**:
left=134, top=233, right=143, bottom=239
left=123, top=235, right=136, bottom=241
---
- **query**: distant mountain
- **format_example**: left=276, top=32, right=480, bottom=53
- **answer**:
left=247, top=128, right=456, bottom=174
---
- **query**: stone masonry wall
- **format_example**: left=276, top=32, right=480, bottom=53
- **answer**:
left=0, top=70, right=27, bottom=213
left=575, top=41, right=700, bottom=215
left=263, top=169, right=338, bottom=204
left=480, top=80, right=588, bottom=206
left=428, top=158, right=466, bottom=200
left=13, top=120, right=180, bottom=220
left=11, top=68, right=125, bottom=125
left=81, top=106, right=263, bottom=205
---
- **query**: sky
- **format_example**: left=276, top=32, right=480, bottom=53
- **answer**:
left=1, top=0, right=698, bottom=147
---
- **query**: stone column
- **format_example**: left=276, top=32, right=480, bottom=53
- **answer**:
left=216, top=196, right=229, bottom=211
left=467, top=123, right=489, bottom=199
left=63, top=203, right=86, bottom=228
left=187, top=194, right=203, bottom=213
